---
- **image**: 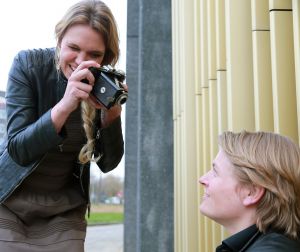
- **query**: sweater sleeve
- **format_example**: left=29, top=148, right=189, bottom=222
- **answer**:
left=94, top=116, right=124, bottom=173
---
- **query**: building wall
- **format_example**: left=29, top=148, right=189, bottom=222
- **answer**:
left=124, top=0, right=173, bottom=251
left=172, top=0, right=300, bottom=251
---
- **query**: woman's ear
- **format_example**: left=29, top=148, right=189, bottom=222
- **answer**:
left=242, top=185, right=265, bottom=206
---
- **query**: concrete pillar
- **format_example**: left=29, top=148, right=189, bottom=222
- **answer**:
left=124, top=0, right=173, bottom=251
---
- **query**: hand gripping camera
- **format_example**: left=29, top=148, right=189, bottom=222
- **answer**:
left=87, top=65, right=128, bottom=109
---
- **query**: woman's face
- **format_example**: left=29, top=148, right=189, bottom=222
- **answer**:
left=59, top=24, right=106, bottom=79
left=199, top=150, right=247, bottom=227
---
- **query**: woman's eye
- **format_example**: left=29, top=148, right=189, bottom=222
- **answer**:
left=91, top=53, right=103, bottom=59
left=211, top=168, right=218, bottom=177
left=69, top=46, right=79, bottom=51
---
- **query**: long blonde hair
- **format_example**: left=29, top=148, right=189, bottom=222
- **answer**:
left=219, top=131, right=300, bottom=239
left=55, top=0, right=120, bottom=163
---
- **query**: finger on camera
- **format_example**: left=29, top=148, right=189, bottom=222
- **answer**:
left=121, top=83, right=128, bottom=91
left=80, top=70, right=95, bottom=85
left=77, top=61, right=100, bottom=71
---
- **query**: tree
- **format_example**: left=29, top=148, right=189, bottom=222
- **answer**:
left=101, top=174, right=123, bottom=198
left=90, top=174, right=124, bottom=203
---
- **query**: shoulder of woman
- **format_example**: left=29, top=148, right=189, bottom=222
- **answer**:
left=247, top=232, right=300, bottom=252
left=14, top=48, right=55, bottom=69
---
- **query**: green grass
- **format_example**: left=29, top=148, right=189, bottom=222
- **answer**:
left=86, top=212, right=124, bottom=225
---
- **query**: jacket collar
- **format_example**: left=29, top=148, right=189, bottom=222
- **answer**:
left=216, top=225, right=261, bottom=252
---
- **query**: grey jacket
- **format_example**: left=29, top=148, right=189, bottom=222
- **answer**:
left=0, top=48, right=124, bottom=203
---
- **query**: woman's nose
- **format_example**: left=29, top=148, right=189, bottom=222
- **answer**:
left=198, top=175, right=206, bottom=185
left=75, top=52, right=88, bottom=64
left=199, top=172, right=210, bottom=185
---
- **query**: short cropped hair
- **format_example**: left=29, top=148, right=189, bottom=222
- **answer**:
left=219, top=131, right=300, bottom=239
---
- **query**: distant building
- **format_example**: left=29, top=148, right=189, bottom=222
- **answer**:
left=0, top=91, right=6, bottom=143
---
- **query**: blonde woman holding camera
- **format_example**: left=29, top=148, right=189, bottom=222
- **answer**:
left=0, top=0, right=125, bottom=250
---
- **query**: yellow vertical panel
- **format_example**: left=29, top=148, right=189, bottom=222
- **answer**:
left=201, top=0, right=208, bottom=88
left=209, top=80, right=222, bottom=247
left=194, top=0, right=201, bottom=95
left=200, top=14, right=211, bottom=252
left=172, top=0, right=194, bottom=250
left=209, top=81, right=218, bottom=251
left=251, top=0, right=273, bottom=131
left=216, top=0, right=227, bottom=134
left=204, top=217, right=214, bottom=251
left=270, top=10, right=298, bottom=141
left=217, top=71, right=228, bottom=133
left=200, top=4, right=210, bottom=247
left=215, top=7, right=227, bottom=222
left=207, top=0, right=216, bottom=79
left=215, top=0, right=226, bottom=70
left=209, top=80, right=218, bottom=161
left=252, top=31, right=274, bottom=130
left=269, top=0, right=292, bottom=10
left=212, top=223, right=222, bottom=251
left=193, top=1, right=203, bottom=251
left=251, top=0, right=269, bottom=30
left=180, top=0, right=199, bottom=250
left=202, top=87, right=213, bottom=252
left=195, top=94, right=205, bottom=252
left=293, top=0, right=300, bottom=142
left=225, top=0, right=255, bottom=131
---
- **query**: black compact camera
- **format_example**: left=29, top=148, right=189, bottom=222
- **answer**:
left=87, top=65, right=128, bottom=109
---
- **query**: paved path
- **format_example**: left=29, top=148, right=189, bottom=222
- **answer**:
left=85, top=224, right=123, bottom=252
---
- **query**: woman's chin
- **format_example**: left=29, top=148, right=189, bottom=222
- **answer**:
left=199, top=202, right=212, bottom=217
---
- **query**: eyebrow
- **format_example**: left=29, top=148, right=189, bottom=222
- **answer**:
left=212, top=162, right=218, bottom=173
left=89, top=50, right=105, bottom=56
left=68, top=42, right=105, bottom=55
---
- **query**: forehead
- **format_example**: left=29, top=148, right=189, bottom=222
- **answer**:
left=62, top=24, right=105, bottom=50
left=214, top=150, right=236, bottom=176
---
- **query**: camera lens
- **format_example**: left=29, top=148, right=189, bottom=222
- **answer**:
left=116, top=93, right=128, bottom=105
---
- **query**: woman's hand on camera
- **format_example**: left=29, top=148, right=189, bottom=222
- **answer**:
left=51, top=61, right=99, bottom=133
left=62, top=61, right=100, bottom=112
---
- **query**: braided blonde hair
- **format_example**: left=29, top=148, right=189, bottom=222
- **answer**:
left=55, top=0, right=120, bottom=163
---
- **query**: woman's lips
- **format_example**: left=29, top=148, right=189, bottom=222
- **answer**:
left=202, top=192, right=209, bottom=199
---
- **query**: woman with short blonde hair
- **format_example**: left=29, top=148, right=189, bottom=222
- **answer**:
left=200, top=131, right=300, bottom=251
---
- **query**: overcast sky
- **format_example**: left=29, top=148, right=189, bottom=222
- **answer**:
left=0, top=0, right=127, bottom=178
